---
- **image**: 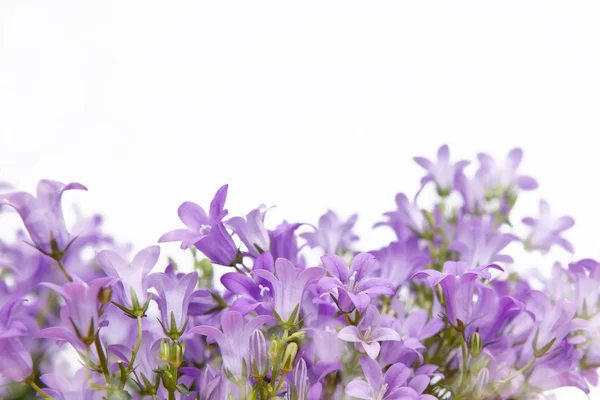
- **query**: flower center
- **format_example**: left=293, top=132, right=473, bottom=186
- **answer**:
left=346, top=271, right=358, bottom=293
left=199, top=224, right=212, bottom=235
left=258, top=284, right=270, bottom=297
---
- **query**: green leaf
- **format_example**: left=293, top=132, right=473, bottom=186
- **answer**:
left=108, top=389, right=133, bottom=400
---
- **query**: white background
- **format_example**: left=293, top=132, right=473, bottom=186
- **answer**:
left=1, top=2, right=599, bottom=398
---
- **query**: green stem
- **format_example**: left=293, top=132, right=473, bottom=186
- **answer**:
left=56, top=259, right=73, bottom=282
left=455, top=335, right=469, bottom=397
left=94, top=336, right=110, bottom=381
left=498, top=357, right=537, bottom=384
left=29, top=381, right=55, bottom=399
left=120, top=316, right=143, bottom=388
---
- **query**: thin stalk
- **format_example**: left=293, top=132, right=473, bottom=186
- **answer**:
left=94, top=336, right=110, bottom=382
left=120, top=315, right=143, bottom=388
left=56, top=259, right=73, bottom=282
left=29, top=382, right=55, bottom=399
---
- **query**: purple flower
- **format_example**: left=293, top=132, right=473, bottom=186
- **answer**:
left=370, top=239, right=430, bottom=288
left=318, top=253, right=395, bottom=313
left=190, top=310, right=273, bottom=380
left=269, top=221, right=303, bottom=266
left=41, top=368, right=103, bottom=400
left=226, top=205, right=270, bottom=257
left=476, top=148, right=538, bottom=192
left=0, top=299, right=32, bottom=382
left=147, top=271, right=198, bottom=338
left=375, top=193, right=427, bottom=239
left=98, top=245, right=160, bottom=311
left=413, top=145, right=469, bottom=195
left=37, top=276, right=115, bottom=345
left=413, top=261, right=503, bottom=327
left=0, top=180, right=87, bottom=255
left=449, top=216, right=518, bottom=268
left=345, top=357, right=436, bottom=400
left=253, top=257, right=324, bottom=324
left=455, top=172, right=486, bottom=214
left=159, top=184, right=238, bottom=266
left=338, top=305, right=400, bottom=359
left=521, top=290, right=589, bottom=361
left=522, top=199, right=574, bottom=254
left=301, top=210, right=359, bottom=254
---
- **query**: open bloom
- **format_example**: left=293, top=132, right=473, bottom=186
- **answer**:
left=37, top=277, right=116, bottom=344
left=97, top=245, right=160, bottom=310
left=338, top=305, right=400, bottom=359
left=301, top=210, right=359, bottom=255
left=413, top=261, right=503, bottom=327
left=413, top=144, right=469, bottom=195
left=227, top=205, right=270, bottom=257
left=159, top=184, right=238, bottom=265
left=253, top=257, right=324, bottom=324
left=318, top=253, right=395, bottom=313
left=190, top=310, right=273, bottom=380
left=345, top=357, right=436, bottom=400
left=147, top=271, right=199, bottom=336
left=375, top=193, right=427, bottom=239
left=0, top=180, right=87, bottom=254
left=523, top=199, right=574, bottom=254
left=475, top=148, right=538, bottom=192
left=0, top=299, right=32, bottom=382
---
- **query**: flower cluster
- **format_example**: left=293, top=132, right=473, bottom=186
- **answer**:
left=0, top=146, right=596, bottom=399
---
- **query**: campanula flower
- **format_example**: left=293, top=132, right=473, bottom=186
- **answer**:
left=301, top=210, right=359, bottom=255
left=413, top=144, right=470, bottom=196
left=522, top=199, right=574, bottom=254
left=226, top=205, right=270, bottom=257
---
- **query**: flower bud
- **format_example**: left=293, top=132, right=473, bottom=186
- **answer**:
left=98, top=286, right=112, bottom=305
left=160, top=340, right=171, bottom=362
left=470, top=332, right=482, bottom=358
left=435, top=284, right=446, bottom=308
left=292, top=358, right=308, bottom=400
left=281, top=342, right=298, bottom=374
left=269, top=336, right=280, bottom=362
left=171, top=341, right=185, bottom=367
left=250, top=329, right=268, bottom=379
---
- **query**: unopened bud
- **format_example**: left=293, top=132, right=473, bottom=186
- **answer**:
left=98, top=286, right=112, bottom=305
left=250, top=329, right=268, bottom=379
left=292, top=358, right=308, bottom=400
left=171, top=341, right=185, bottom=367
left=435, top=284, right=446, bottom=308
left=160, top=340, right=171, bottom=362
left=269, top=337, right=279, bottom=361
left=281, top=342, right=298, bottom=374
left=470, top=332, right=482, bottom=358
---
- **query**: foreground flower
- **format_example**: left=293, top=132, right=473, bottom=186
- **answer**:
left=338, top=305, right=400, bottom=359
left=319, top=253, right=395, bottom=313
left=190, top=310, right=273, bottom=381
left=0, top=180, right=87, bottom=255
left=252, top=257, right=324, bottom=325
left=346, top=357, right=436, bottom=400
left=159, top=184, right=238, bottom=265
left=227, top=205, right=270, bottom=257
left=97, top=245, right=160, bottom=313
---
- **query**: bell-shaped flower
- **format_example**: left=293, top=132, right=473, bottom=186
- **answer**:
left=0, top=180, right=87, bottom=256
left=37, top=276, right=116, bottom=345
left=147, top=271, right=198, bottom=339
left=522, top=199, right=574, bottom=254
left=41, top=368, right=103, bottom=400
left=318, top=253, right=395, bottom=313
left=338, top=305, right=401, bottom=359
left=412, top=261, right=503, bottom=327
left=253, top=258, right=324, bottom=325
left=269, top=221, right=303, bottom=266
left=345, top=357, right=436, bottom=400
left=0, top=299, right=32, bottom=382
left=301, top=210, right=359, bottom=255
left=370, top=239, right=430, bottom=289
left=159, top=184, right=238, bottom=266
left=475, top=148, right=538, bottom=193
left=190, top=310, right=273, bottom=381
left=98, top=245, right=160, bottom=314
left=413, top=144, right=469, bottom=196
left=375, top=193, right=427, bottom=240
left=227, top=205, right=270, bottom=257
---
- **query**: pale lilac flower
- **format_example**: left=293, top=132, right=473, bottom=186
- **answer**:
left=0, top=180, right=87, bottom=255
left=522, top=199, right=574, bottom=254
left=147, top=271, right=198, bottom=337
left=455, top=172, right=486, bottom=214
left=159, top=184, right=238, bottom=266
left=0, top=299, right=32, bottom=382
left=253, top=257, right=324, bottom=324
left=97, top=245, right=160, bottom=310
left=227, top=205, right=270, bottom=257
left=190, top=310, right=273, bottom=380
left=375, top=193, right=427, bottom=239
left=301, top=210, right=359, bottom=254
left=338, top=305, right=400, bottom=359
left=41, top=368, right=103, bottom=400
left=476, top=148, right=538, bottom=192
left=413, top=145, right=470, bottom=195
left=318, top=253, right=395, bottom=313
left=250, top=329, right=268, bottom=377
left=269, top=221, right=303, bottom=266
left=370, top=239, right=430, bottom=288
